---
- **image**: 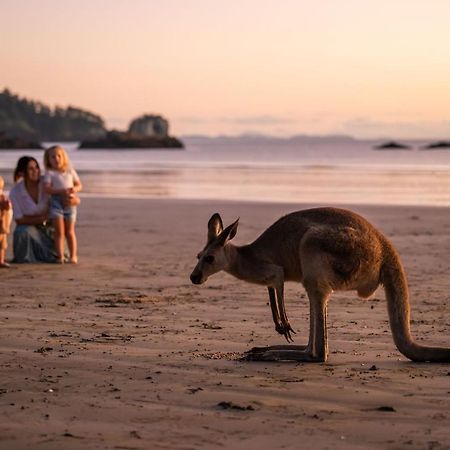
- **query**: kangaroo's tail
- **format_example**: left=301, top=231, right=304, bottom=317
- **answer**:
left=380, top=240, right=450, bottom=362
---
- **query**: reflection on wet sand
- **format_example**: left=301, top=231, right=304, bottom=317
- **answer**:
left=78, top=166, right=450, bottom=207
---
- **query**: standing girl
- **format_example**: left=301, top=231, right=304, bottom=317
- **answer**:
left=43, top=146, right=82, bottom=263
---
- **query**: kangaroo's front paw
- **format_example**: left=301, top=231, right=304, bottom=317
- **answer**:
left=275, top=322, right=296, bottom=342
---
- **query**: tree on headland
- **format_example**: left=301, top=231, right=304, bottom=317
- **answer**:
left=0, top=88, right=106, bottom=141
left=1, top=88, right=183, bottom=149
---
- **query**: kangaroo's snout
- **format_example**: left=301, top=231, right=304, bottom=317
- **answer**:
left=190, top=271, right=203, bottom=285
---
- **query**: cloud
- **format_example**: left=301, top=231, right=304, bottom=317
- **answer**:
left=174, top=115, right=300, bottom=136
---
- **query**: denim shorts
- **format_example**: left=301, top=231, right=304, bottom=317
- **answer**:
left=49, top=196, right=77, bottom=222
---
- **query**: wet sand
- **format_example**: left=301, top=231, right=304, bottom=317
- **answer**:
left=1, top=198, right=449, bottom=449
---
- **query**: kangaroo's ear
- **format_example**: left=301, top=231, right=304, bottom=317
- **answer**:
left=207, top=213, right=223, bottom=242
left=218, top=218, right=239, bottom=246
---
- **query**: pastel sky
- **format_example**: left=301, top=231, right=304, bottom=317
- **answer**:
left=1, top=0, right=449, bottom=138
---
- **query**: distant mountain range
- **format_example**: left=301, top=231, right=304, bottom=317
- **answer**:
left=180, top=134, right=450, bottom=151
left=181, top=134, right=358, bottom=145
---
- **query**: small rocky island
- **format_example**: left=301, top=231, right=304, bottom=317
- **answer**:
left=373, top=141, right=411, bottom=150
left=79, top=114, right=183, bottom=149
left=422, top=141, right=450, bottom=149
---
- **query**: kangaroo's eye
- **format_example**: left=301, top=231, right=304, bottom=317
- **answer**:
left=196, top=253, right=201, bottom=260
left=204, top=255, right=215, bottom=264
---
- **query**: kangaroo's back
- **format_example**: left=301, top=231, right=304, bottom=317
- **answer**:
left=249, top=207, right=383, bottom=282
left=252, top=207, right=380, bottom=253
left=256, top=207, right=377, bottom=237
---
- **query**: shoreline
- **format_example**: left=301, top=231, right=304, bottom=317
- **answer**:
left=1, top=197, right=449, bottom=449
left=2, top=165, right=449, bottom=208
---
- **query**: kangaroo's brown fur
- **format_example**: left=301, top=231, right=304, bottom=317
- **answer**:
left=190, top=207, right=450, bottom=362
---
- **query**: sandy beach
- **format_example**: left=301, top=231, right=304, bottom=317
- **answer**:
left=0, top=197, right=449, bottom=450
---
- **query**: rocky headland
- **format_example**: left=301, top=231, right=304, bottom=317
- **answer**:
left=0, top=89, right=183, bottom=150
left=0, top=131, right=42, bottom=150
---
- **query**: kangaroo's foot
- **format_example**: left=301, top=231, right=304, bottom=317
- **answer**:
left=275, top=322, right=296, bottom=342
left=245, top=344, right=307, bottom=355
left=243, top=345, right=325, bottom=362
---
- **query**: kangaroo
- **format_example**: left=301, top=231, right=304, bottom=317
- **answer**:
left=190, top=207, right=450, bottom=363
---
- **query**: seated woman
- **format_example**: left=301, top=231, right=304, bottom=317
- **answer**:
left=9, top=156, right=78, bottom=263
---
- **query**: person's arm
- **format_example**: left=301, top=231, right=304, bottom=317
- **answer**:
left=71, top=169, right=82, bottom=193
left=72, top=178, right=82, bottom=193
left=10, top=191, right=47, bottom=226
left=43, top=171, right=67, bottom=195
left=61, top=170, right=82, bottom=207
left=0, top=196, right=11, bottom=211
left=15, top=214, right=47, bottom=226
left=43, top=181, right=67, bottom=196
left=62, top=193, right=80, bottom=207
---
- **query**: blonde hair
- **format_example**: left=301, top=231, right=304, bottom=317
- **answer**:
left=44, top=145, right=70, bottom=172
left=0, top=175, right=4, bottom=190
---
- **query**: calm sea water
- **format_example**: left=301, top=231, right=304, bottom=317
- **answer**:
left=0, top=139, right=449, bottom=206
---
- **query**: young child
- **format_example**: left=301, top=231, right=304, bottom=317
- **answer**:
left=43, top=146, right=82, bottom=264
left=0, top=176, right=12, bottom=268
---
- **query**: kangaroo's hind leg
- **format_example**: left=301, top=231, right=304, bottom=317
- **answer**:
left=245, top=286, right=330, bottom=362
left=303, top=283, right=330, bottom=361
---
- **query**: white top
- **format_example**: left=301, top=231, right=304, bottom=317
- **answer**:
left=9, top=179, right=49, bottom=220
left=43, top=168, right=80, bottom=190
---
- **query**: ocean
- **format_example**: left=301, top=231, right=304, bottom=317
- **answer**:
left=0, top=138, right=449, bottom=206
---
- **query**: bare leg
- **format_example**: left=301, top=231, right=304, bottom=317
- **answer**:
left=53, top=217, right=65, bottom=262
left=65, top=219, right=77, bottom=263
left=0, top=245, right=9, bottom=267
left=0, top=240, right=5, bottom=264
left=245, top=287, right=330, bottom=362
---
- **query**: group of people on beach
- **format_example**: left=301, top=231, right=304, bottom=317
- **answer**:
left=0, top=145, right=82, bottom=267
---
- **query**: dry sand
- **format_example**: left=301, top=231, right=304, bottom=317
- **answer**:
left=1, top=198, right=449, bottom=450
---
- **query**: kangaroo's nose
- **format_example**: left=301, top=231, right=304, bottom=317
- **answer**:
left=190, top=272, right=202, bottom=284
